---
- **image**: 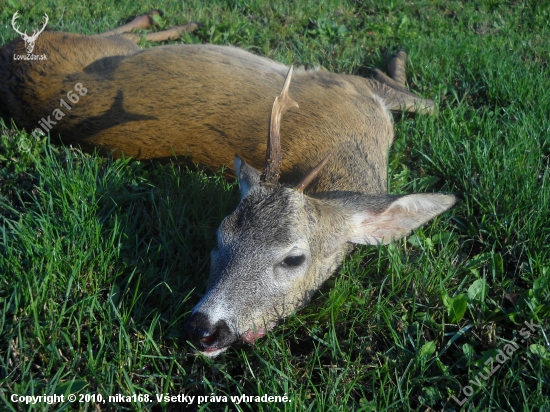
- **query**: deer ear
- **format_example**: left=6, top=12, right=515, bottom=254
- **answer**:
left=347, top=193, right=457, bottom=245
left=234, top=155, right=261, bottom=199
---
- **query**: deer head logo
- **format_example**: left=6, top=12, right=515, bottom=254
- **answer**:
left=11, top=12, right=49, bottom=54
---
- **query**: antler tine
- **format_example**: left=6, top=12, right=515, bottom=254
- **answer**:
left=36, top=14, right=49, bottom=36
left=296, top=153, right=332, bottom=193
left=260, top=66, right=299, bottom=186
left=11, top=12, right=25, bottom=36
left=30, top=14, right=48, bottom=39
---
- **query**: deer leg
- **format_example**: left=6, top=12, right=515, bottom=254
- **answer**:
left=121, top=23, right=200, bottom=44
left=96, top=10, right=199, bottom=44
left=387, top=50, right=408, bottom=88
left=370, top=51, right=434, bottom=114
left=372, top=76, right=435, bottom=114
left=96, top=10, right=162, bottom=37
left=371, top=68, right=414, bottom=96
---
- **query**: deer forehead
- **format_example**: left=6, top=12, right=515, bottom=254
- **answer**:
left=219, top=187, right=314, bottom=246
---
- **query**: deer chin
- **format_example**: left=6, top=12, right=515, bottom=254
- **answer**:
left=200, top=346, right=230, bottom=358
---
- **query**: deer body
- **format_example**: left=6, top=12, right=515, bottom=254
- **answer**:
left=0, top=16, right=455, bottom=357
left=2, top=32, right=420, bottom=194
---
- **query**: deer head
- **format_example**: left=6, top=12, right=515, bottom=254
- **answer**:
left=12, top=12, right=49, bottom=54
left=184, top=68, right=456, bottom=357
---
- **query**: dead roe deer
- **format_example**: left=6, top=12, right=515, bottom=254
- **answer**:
left=0, top=11, right=456, bottom=357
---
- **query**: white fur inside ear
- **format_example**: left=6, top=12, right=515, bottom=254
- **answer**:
left=234, top=155, right=261, bottom=199
left=234, top=156, right=248, bottom=198
left=238, top=172, right=254, bottom=199
left=234, top=155, right=243, bottom=174
left=348, top=194, right=456, bottom=245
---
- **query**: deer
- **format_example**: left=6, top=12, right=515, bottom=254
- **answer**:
left=0, top=11, right=456, bottom=357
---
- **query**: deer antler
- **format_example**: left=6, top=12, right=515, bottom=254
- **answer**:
left=11, top=12, right=26, bottom=37
left=31, top=14, right=49, bottom=39
left=296, top=153, right=332, bottom=193
left=260, top=66, right=299, bottom=186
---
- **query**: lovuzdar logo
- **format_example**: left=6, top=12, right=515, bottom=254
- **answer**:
left=11, top=12, right=48, bottom=60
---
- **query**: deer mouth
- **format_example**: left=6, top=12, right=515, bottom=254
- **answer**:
left=198, top=330, right=264, bottom=358
left=201, top=346, right=230, bottom=358
left=196, top=331, right=264, bottom=358
left=241, top=327, right=267, bottom=344
left=240, top=322, right=277, bottom=344
left=196, top=322, right=277, bottom=358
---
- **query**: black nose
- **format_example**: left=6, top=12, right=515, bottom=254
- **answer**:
left=184, top=312, right=234, bottom=351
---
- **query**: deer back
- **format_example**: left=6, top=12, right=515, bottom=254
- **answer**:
left=1, top=32, right=394, bottom=194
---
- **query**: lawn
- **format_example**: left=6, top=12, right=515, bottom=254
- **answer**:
left=0, top=0, right=549, bottom=410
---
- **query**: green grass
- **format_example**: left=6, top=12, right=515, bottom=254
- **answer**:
left=1, top=0, right=549, bottom=410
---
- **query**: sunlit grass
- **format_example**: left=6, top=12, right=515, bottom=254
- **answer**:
left=1, top=0, right=549, bottom=410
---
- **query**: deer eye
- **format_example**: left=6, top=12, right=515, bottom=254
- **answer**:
left=282, top=255, right=306, bottom=268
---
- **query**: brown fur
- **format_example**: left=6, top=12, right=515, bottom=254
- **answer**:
left=1, top=31, right=432, bottom=195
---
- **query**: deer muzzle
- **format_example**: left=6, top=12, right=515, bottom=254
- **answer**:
left=184, top=312, right=235, bottom=357
left=184, top=311, right=278, bottom=356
